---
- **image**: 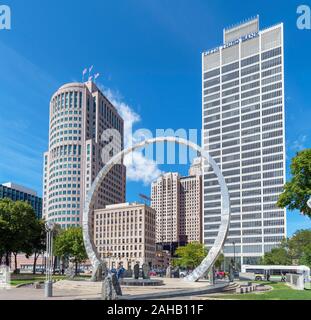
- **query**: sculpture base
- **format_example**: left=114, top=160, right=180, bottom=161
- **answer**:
left=120, top=279, right=164, bottom=286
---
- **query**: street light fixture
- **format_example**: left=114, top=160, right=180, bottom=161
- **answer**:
left=45, top=221, right=55, bottom=298
left=232, top=241, right=236, bottom=270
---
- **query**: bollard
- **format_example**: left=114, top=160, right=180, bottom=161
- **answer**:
left=45, top=280, right=53, bottom=297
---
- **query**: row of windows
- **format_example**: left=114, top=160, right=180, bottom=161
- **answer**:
left=50, top=115, right=82, bottom=130
left=205, top=68, right=280, bottom=94
left=204, top=110, right=283, bottom=131
left=203, top=47, right=281, bottom=81
left=207, top=138, right=284, bottom=155
left=205, top=97, right=282, bottom=120
left=204, top=227, right=285, bottom=238
left=51, top=91, right=83, bottom=114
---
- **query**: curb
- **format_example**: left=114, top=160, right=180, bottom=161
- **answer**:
left=15, top=281, right=45, bottom=288
left=118, top=282, right=230, bottom=300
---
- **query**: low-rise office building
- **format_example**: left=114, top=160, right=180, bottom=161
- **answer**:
left=94, top=202, right=156, bottom=269
left=0, top=182, right=42, bottom=219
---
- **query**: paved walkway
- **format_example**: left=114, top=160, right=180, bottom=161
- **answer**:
left=0, top=278, right=212, bottom=300
left=0, top=287, right=98, bottom=300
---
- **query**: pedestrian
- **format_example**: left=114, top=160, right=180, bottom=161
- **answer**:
left=267, top=271, right=270, bottom=281
left=117, top=262, right=125, bottom=280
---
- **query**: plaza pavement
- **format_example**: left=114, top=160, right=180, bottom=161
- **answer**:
left=0, top=277, right=212, bottom=300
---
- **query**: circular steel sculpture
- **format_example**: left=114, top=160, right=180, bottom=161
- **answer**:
left=83, top=137, right=231, bottom=282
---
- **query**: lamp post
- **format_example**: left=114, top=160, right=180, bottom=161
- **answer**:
left=45, top=221, right=55, bottom=298
left=232, top=241, right=236, bottom=270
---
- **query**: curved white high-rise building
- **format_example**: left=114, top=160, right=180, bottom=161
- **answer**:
left=43, top=81, right=126, bottom=228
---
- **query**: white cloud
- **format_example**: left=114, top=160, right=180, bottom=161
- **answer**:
left=124, top=151, right=162, bottom=186
left=99, top=84, right=162, bottom=185
left=291, top=135, right=307, bottom=152
left=101, top=86, right=140, bottom=148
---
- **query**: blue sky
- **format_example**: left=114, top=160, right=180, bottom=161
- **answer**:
left=0, top=0, right=310, bottom=235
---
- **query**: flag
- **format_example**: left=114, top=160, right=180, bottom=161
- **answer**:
left=94, top=73, right=100, bottom=80
left=82, top=68, right=87, bottom=75
left=88, top=76, right=93, bottom=81
left=89, top=65, right=94, bottom=73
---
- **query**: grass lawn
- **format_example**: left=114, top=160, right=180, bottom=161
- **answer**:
left=10, top=274, right=91, bottom=286
left=208, top=282, right=311, bottom=300
left=10, top=275, right=65, bottom=286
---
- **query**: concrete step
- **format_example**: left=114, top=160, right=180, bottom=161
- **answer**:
left=222, top=283, right=240, bottom=292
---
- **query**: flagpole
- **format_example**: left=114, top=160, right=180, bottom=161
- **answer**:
left=88, top=65, right=94, bottom=82
left=94, top=73, right=100, bottom=83
left=82, top=68, right=87, bottom=83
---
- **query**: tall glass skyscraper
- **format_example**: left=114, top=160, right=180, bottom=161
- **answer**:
left=43, top=81, right=126, bottom=228
left=202, top=16, right=286, bottom=267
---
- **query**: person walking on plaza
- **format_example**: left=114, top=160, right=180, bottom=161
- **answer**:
left=117, top=262, right=125, bottom=280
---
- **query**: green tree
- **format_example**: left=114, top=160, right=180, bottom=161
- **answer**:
left=287, top=229, right=311, bottom=262
left=260, top=229, right=311, bottom=266
left=10, top=200, right=39, bottom=272
left=54, top=227, right=87, bottom=275
left=0, top=198, right=39, bottom=270
left=0, top=198, right=13, bottom=265
left=277, top=149, right=311, bottom=218
left=24, top=220, right=46, bottom=274
left=173, top=242, right=208, bottom=269
left=50, top=224, right=62, bottom=275
left=214, top=253, right=224, bottom=270
left=260, top=247, right=291, bottom=265
left=299, top=246, right=311, bottom=267
left=0, top=214, right=8, bottom=265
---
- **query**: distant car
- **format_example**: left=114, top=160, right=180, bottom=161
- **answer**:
left=37, top=269, right=45, bottom=274
left=216, top=271, right=225, bottom=279
left=179, top=270, right=188, bottom=278
left=149, top=270, right=157, bottom=277
left=154, top=269, right=165, bottom=277
left=77, top=269, right=85, bottom=274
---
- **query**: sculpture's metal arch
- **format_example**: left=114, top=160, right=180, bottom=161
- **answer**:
left=82, top=137, right=231, bottom=282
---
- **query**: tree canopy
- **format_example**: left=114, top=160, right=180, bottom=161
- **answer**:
left=214, top=253, right=224, bottom=270
left=24, top=219, right=46, bottom=274
left=0, top=198, right=42, bottom=270
left=260, top=247, right=292, bottom=265
left=54, top=227, right=87, bottom=275
left=260, top=229, right=311, bottom=267
left=277, top=149, right=311, bottom=218
left=173, top=242, right=208, bottom=269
